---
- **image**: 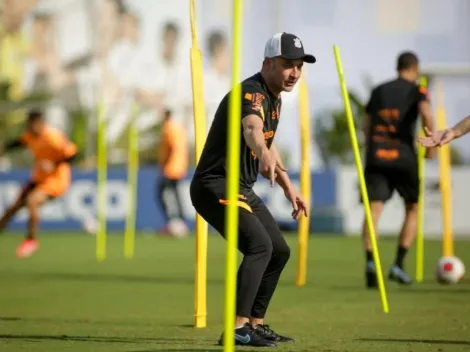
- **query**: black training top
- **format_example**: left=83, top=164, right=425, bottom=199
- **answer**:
left=193, top=72, right=282, bottom=190
left=365, top=77, right=428, bottom=169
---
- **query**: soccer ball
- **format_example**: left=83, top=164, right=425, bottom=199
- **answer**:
left=436, top=256, right=465, bottom=284
left=167, top=218, right=189, bottom=238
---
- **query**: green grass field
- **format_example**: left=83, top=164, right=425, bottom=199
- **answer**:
left=0, top=233, right=469, bottom=352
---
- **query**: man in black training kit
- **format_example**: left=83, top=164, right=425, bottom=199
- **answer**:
left=363, top=51, right=435, bottom=288
left=190, top=32, right=315, bottom=347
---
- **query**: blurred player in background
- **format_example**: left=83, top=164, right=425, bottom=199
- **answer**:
left=203, top=30, right=231, bottom=130
left=418, top=114, right=470, bottom=147
left=362, top=52, right=435, bottom=288
left=156, top=109, right=189, bottom=237
left=0, top=110, right=77, bottom=257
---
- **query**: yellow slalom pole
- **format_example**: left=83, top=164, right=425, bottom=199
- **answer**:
left=96, top=98, right=107, bottom=262
left=415, top=76, right=427, bottom=282
left=124, top=103, right=139, bottom=259
left=189, top=0, right=208, bottom=329
left=333, top=45, right=389, bottom=313
left=296, top=73, right=311, bottom=287
left=223, top=0, right=243, bottom=350
left=435, top=80, right=454, bottom=257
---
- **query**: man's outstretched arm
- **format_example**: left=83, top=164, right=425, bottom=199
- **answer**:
left=451, top=114, right=470, bottom=138
left=0, top=139, right=25, bottom=155
left=418, top=114, right=470, bottom=148
left=270, top=144, right=293, bottom=192
left=270, top=143, right=308, bottom=219
left=418, top=100, right=436, bottom=159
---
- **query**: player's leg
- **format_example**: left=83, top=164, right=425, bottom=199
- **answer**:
left=0, top=201, right=23, bottom=232
left=25, top=188, right=50, bottom=240
left=0, top=198, right=26, bottom=233
left=171, top=178, right=185, bottom=221
left=248, top=194, right=293, bottom=343
left=396, top=202, right=418, bottom=258
left=16, top=188, right=51, bottom=258
left=168, top=178, right=188, bottom=236
left=362, top=167, right=393, bottom=288
left=190, top=181, right=276, bottom=347
left=0, top=182, right=35, bottom=233
left=388, top=167, right=419, bottom=285
left=155, top=176, right=171, bottom=230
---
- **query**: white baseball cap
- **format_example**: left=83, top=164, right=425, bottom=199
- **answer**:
left=264, top=32, right=316, bottom=63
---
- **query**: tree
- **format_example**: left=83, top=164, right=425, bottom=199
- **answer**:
left=0, top=81, right=52, bottom=166
left=314, top=89, right=367, bottom=166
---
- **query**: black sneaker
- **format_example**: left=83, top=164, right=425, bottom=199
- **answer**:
left=254, top=324, right=294, bottom=343
left=217, top=322, right=276, bottom=347
left=366, top=261, right=378, bottom=289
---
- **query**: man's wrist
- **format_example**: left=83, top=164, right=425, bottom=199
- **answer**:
left=276, top=170, right=292, bottom=192
left=452, top=127, right=462, bottom=139
left=257, top=144, right=269, bottom=158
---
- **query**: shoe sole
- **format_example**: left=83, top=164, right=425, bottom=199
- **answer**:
left=218, top=342, right=276, bottom=347
left=388, top=272, right=412, bottom=285
left=218, top=339, right=277, bottom=347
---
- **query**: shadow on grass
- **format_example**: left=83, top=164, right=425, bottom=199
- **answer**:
left=132, top=350, right=221, bottom=352
left=0, top=317, right=22, bottom=321
left=414, top=279, right=470, bottom=286
left=15, top=271, right=303, bottom=288
left=358, top=338, right=470, bottom=346
left=10, top=271, right=470, bottom=294
left=323, top=284, right=373, bottom=291
left=0, top=334, right=193, bottom=345
left=0, top=317, right=216, bottom=331
left=132, top=347, right=264, bottom=352
left=323, top=281, right=470, bottom=293
left=396, top=287, right=470, bottom=294
left=23, top=272, right=201, bottom=285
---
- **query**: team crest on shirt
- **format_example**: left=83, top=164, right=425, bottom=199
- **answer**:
left=294, top=38, right=302, bottom=48
left=250, top=92, right=265, bottom=112
left=271, top=104, right=280, bottom=119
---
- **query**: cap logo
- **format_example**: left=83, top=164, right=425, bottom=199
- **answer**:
left=293, top=37, right=302, bottom=48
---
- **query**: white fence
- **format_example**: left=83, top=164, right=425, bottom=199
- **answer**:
left=337, top=166, right=470, bottom=238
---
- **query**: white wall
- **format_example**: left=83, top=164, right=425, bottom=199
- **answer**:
left=337, top=165, right=470, bottom=238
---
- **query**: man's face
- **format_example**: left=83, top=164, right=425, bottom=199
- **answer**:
left=213, top=41, right=229, bottom=72
left=268, top=58, right=303, bottom=93
left=27, top=119, right=45, bottom=136
left=163, top=29, right=178, bottom=54
left=33, top=18, right=51, bottom=39
left=122, top=14, right=138, bottom=42
left=410, top=64, right=420, bottom=82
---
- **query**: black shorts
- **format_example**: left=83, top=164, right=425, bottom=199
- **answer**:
left=189, top=178, right=285, bottom=255
left=364, top=165, right=419, bottom=204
